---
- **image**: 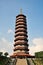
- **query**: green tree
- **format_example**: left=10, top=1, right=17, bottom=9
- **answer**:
left=4, top=52, right=9, bottom=57
left=35, top=51, right=43, bottom=58
left=0, top=52, right=3, bottom=56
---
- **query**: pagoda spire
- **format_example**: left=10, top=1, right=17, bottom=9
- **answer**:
left=20, top=8, right=22, bottom=14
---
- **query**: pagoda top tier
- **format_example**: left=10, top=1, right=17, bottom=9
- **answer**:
left=16, top=14, right=26, bottom=18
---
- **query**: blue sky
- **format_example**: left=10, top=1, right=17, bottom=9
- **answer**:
left=0, top=0, right=43, bottom=55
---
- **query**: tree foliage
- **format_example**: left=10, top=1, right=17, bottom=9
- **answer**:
left=35, top=51, right=43, bottom=58
left=4, top=52, right=9, bottom=57
left=0, top=52, right=3, bottom=56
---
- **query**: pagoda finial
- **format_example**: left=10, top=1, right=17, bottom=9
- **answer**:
left=20, top=8, right=22, bottom=14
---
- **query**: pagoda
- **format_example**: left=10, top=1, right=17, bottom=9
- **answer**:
left=11, top=10, right=34, bottom=58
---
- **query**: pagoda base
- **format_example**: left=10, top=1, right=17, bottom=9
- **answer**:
left=10, top=52, right=35, bottom=58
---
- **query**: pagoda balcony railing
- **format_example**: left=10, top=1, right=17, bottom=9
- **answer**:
left=15, top=28, right=27, bottom=32
left=14, top=51, right=29, bottom=54
left=15, top=25, right=27, bottom=28
left=14, top=46, right=28, bottom=50
left=16, top=22, right=26, bottom=25
left=14, top=50, right=26, bottom=54
left=15, top=34, right=28, bottom=37
left=16, top=19, right=26, bottom=21
left=16, top=18, right=26, bottom=22
left=15, top=31, right=27, bottom=35
left=16, top=20, right=26, bottom=24
left=14, top=46, right=29, bottom=51
left=14, top=35, right=28, bottom=41
left=14, top=45, right=28, bottom=49
left=15, top=40, right=28, bottom=44
left=15, top=25, right=27, bottom=29
left=16, top=16, right=26, bottom=19
left=14, top=42, right=28, bottom=46
left=14, top=38, right=28, bottom=42
left=16, top=14, right=26, bottom=18
left=16, top=23, right=27, bottom=27
left=15, top=30, right=27, bottom=33
left=15, top=36, right=27, bottom=39
left=14, top=49, right=29, bottom=51
left=14, top=40, right=28, bottom=45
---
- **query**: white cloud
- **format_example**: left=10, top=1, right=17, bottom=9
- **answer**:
left=7, top=29, right=14, bottom=34
left=0, top=37, right=13, bottom=55
left=29, top=38, right=43, bottom=55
